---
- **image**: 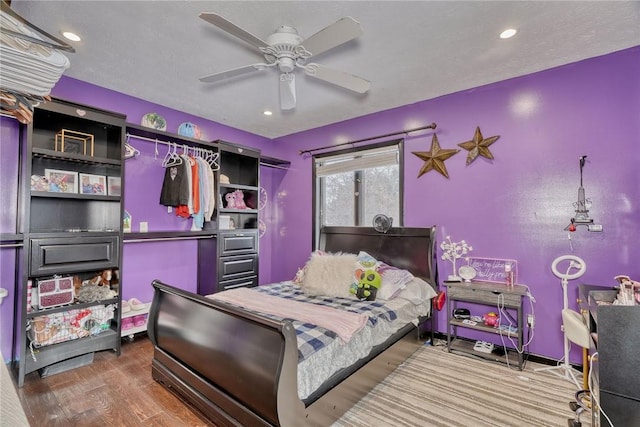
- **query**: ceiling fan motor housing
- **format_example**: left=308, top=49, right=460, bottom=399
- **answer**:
left=264, top=28, right=306, bottom=72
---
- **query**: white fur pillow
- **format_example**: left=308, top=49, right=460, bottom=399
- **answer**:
left=301, top=252, right=358, bottom=298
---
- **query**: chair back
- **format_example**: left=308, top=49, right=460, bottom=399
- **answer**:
left=562, top=309, right=591, bottom=349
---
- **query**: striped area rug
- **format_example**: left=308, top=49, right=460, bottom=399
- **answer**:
left=334, top=343, right=590, bottom=427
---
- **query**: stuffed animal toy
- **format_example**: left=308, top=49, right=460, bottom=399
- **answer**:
left=77, top=283, right=117, bottom=303
left=77, top=270, right=117, bottom=303
left=86, top=269, right=112, bottom=287
left=225, top=190, right=247, bottom=209
left=351, top=268, right=382, bottom=301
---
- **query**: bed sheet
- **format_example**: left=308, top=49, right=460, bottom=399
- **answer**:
left=248, top=279, right=436, bottom=400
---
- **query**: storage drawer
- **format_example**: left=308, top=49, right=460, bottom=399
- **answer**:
left=448, top=286, right=521, bottom=307
left=218, top=254, right=258, bottom=282
left=218, top=230, right=258, bottom=256
left=30, top=236, right=119, bottom=276
left=217, top=275, right=258, bottom=292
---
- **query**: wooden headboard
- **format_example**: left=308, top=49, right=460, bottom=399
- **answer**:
left=319, top=226, right=438, bottom=290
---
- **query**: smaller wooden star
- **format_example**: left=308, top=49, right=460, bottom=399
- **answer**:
left=457, top=126, right=500, bottom=165
left=412, top=134, right=460, bottom=178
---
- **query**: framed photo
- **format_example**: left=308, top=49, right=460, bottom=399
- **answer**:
left=44, top=169, right=78, bottom=194
left=79, top=173, right=107, bottom=195
left=107, top=176, right=121, bottom=196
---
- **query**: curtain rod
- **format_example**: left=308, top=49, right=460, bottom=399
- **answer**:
left=298, top=122, right=437, bottom=156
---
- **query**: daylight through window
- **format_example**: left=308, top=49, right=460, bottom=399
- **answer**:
left=314, top=141, right=403, bottom=237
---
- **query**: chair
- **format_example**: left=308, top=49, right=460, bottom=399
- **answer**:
left=562, top=308, right=592, bottom=427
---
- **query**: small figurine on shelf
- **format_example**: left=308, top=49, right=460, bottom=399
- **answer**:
left=440, top=235, right=473, bottom=281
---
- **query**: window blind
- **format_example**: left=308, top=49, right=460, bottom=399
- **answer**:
left=315, top=144, right=399, bottom=177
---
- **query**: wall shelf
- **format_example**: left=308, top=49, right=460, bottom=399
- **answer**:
left=32, top=147, right=121, bottom=166
left=31, top=191, right=120, bottom=201
left=123, top=231, right=216, bottom=243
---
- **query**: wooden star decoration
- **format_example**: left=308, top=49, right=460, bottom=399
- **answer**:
left=412, top=134, right=460, bottom=178
left=457, top=126, right=500, bottom=165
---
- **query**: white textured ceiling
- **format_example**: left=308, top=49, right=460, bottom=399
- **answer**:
left=11, top=1, right=640, bottom=138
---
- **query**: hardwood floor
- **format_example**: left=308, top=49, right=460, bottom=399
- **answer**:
left=16, top=335, right=215, bottom=426
left=15, top=335, right=585, bottom=427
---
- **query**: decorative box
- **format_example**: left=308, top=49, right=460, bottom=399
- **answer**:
left=32, top=276, right=74, bottom=310
left=54, top=128, right=95, bottom=156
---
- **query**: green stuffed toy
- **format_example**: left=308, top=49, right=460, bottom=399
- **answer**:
left=351, top=268, right=382, bottom=301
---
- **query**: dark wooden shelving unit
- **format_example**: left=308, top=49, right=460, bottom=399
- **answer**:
left=15, top=98, right=126, bottom=387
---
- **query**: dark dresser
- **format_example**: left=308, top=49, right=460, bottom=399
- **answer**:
left=579, top=284, right=640, bottom=427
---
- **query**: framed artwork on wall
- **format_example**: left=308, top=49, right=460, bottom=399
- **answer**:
left=107, top=176, right=121, bottom=196
left=79, top=173, right=106, bottom=195
left=44, top=169, right=78, bottom=194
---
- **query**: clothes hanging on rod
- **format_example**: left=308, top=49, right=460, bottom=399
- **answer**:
left=159, top=151, right=216, bottom=231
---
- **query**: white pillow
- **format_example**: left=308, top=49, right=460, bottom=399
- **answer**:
left=376, top=262, right=415, bottom=300
left=394, top=277, right=438, bottom=305
left=301, top=252, right=358, bottom=298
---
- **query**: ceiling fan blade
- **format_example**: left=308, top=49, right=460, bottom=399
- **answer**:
left=302, top=17, right=362, bottom=58
left=199, top=64, right=267, bottom=83
left=199, top=13, right=269, bottom=50
left=279, top=73, right=296, bottom=110
left=304, top=63, right=370, bottom=94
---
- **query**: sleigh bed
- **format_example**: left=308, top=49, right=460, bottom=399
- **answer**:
left=148, top=226, right=438, bottom=427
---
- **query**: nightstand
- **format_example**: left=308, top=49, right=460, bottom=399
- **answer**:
left=444, top=280, right=528, bottom=370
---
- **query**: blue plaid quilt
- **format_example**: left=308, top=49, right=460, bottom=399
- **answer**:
left=252, top=282, right=398, bottom=363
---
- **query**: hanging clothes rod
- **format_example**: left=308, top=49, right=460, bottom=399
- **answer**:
left=127, top=132, right=217, bottom=156
left=298, top=123, right=437, bottom=156
left=1, top=1, right=75, bottom=52
left=126, top=132, right=214, bottom=151
left=0, top=243, right=23, bottom=248
left=259, top=161, right=289, bottom=170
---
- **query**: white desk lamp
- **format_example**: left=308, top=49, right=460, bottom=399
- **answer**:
left=535, top=255, right=587, bottom=388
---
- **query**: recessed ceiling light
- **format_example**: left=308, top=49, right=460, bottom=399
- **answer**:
left=61, top=31, right=81, bottom=42
left=500, top=28, right=517, bottom=39
left=263, top=110, right=273, bottom=116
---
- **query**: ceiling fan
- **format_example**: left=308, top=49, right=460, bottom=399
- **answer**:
left=198, top=13, right=371, bottom=111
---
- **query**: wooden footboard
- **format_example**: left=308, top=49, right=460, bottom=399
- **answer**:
left=148, top=280, right=304, bottom=427
left=149, top=280, right=425, bottom=426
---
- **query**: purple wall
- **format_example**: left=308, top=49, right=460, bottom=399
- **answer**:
left=1, top=46, right=638, bottom=362
left=272, top=46, right=640, bottom=361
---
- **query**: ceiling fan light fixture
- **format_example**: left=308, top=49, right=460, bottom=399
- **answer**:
left=279, top=73, right=296, bottom=110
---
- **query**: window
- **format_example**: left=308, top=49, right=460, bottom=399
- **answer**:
left=313, top=140, right=403, bottom=244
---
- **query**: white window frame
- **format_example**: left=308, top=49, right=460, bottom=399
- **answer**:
left=312, top=140, right=404, bottom=247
